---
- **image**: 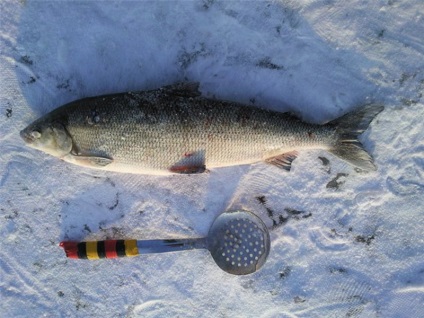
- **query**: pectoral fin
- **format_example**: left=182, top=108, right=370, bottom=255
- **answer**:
left=69, top=154, right=114, bottom=168
left=169, top=149, right=206, bottom=174
left=265, top=151, right=299, bottom=171
left=50, top=123, right=73, bottom=156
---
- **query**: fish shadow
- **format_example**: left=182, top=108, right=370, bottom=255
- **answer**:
left=14, top=1, right=380, bottom=119
left=57, top=165, right=249, bottom=242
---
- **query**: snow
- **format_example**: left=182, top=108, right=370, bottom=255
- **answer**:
left=1, top=0, right=423, bottom=317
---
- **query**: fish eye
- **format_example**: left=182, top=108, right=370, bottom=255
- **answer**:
left=30, top=131, right=42, bottom=139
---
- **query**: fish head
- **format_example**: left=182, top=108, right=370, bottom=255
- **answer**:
left=20, top=119, right=73, bottom=158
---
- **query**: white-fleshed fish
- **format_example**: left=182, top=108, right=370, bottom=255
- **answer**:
left=20, top=82, right=383, bottom=175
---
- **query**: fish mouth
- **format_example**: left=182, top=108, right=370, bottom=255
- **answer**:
left=20, top=129, right=35, bottom=144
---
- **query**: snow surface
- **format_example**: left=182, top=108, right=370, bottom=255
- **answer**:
left=1, top=0, right=424, bottom=317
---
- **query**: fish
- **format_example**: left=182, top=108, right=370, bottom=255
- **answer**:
left=20, top=82, right=384, bottom=175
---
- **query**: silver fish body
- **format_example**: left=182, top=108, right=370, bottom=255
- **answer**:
left=20, top=82, right=383, bottom=174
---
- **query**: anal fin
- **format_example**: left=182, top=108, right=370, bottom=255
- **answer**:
left=265, top=151, right=299, bottom=171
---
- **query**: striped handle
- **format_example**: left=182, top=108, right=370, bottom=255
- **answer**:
left=60, top=240, right=139, bottom=259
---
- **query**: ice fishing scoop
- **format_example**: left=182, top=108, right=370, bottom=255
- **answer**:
left=60, top=210, right=270, bottom=275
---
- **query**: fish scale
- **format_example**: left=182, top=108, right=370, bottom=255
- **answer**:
left=20, top=82, right=383, bottom=174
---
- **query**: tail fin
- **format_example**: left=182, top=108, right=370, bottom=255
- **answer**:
left=329, top=104, right=384, bottom=171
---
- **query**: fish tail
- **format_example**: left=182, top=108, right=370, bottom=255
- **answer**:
left=329, top=104, right=384, bottom=171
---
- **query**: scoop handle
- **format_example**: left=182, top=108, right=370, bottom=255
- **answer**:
left=60, top=238, right=207, bottom=259
left=60, top=240, right=139, bottom=259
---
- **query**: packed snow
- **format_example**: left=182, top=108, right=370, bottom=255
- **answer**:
left=1, top=1, right=423, bottom=317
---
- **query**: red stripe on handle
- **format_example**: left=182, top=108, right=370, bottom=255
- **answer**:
left=105, top=240, right=118, bottom=258
left=59, top=242, right=79, bottom=259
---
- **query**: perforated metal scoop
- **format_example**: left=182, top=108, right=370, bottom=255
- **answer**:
left=206, top=210, right=270, bottom=274
left=60, top=210, right=270, bottom=275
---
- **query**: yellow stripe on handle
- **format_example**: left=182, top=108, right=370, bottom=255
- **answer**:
left=124, top=240, right=139, bottom=256
left=86, top=241, right=100, bottom=259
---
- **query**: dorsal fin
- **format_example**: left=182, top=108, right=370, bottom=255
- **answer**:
left=161, top=82, right=201, bottom=98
